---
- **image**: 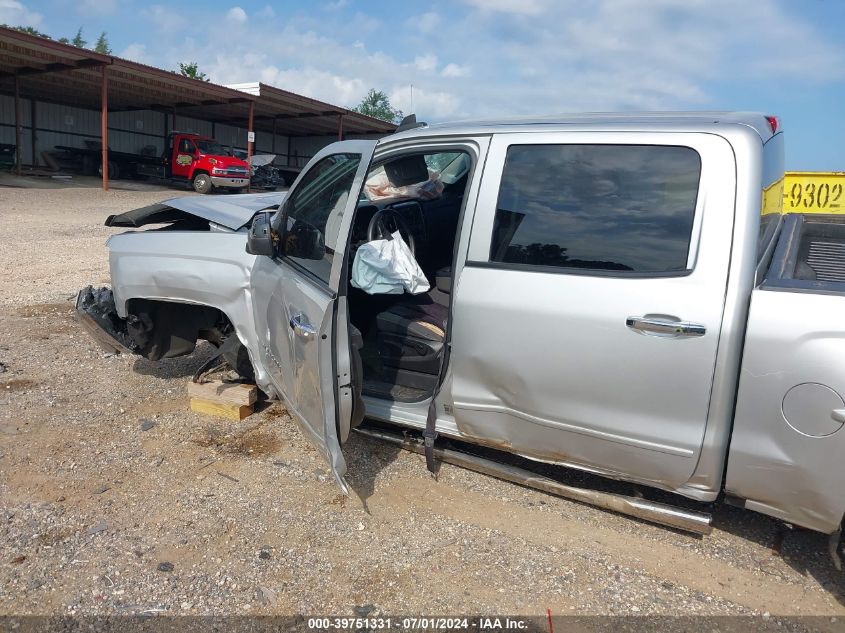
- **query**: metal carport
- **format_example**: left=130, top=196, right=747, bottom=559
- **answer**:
left=0, top=26, right=395, bottom=191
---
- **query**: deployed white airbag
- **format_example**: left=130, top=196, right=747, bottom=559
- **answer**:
left=351, top=232, right=430, bottom=295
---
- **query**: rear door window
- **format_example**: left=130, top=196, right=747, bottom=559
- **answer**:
left=490, top=144, right=702, bottom=275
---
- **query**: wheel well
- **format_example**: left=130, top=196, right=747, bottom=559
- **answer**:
left=124, top=298, right=231, bottom=361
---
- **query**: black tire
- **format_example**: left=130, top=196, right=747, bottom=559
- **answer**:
left=192, top=172, right=213, bottom=194
left=98, top=160, right=119, bottom=180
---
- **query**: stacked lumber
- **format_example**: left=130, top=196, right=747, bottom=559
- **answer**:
left=188, top=380, right=257, bottom=420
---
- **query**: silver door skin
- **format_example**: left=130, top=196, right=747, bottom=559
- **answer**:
left=451, top=131, right=737, bottom=491
left=251, top=140, right=377, bottom=489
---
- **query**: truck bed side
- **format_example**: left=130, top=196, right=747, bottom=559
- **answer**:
left=727, top=213, right=845, bottom=533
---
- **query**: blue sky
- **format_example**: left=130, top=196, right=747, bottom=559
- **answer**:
left=3, top=0, right=844, bottom=170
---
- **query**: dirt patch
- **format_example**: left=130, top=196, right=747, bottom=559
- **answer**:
left=194, top=424, right=282, bottom=457
left=259, top=402, right=292, bottom=419
left=35, top=527, right=75, bottom=546
left=1, top=378, right=38, bottom=391
left=15, top=303, right=74, bottom=318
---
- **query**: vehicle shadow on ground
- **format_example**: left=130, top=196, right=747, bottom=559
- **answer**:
left=343, top=429, right=403, bottom=514
left=131, top=343, right=217, bottom=379
left=437, top=437, right=845, bottom=606
left=627, top=477, right=845, bottom=605
left=711, top=503, right=845, bottom=605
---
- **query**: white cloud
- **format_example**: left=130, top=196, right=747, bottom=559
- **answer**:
left=144, top=5, right=186, bottom=32
left=463, top=0, right=548, bottom=15
left=441, top=63, right=470, bottom=78
left=262, top=66, right=367, bottom=106
left=119, top=43, right=149, bottom=64
left=325, top=0, right=348, bottom=10
left=257, top=5, right=275, bottom=19
left=0, top=0, right=42, bottom=27
left=390, top=84, right=462, bottom=119
left=125, top=0, right=845, bottom=124
left=414, top=11, right=441, bottom=34
left=227, top=6, right=247, bottom=24
left=414, top=54, right=438, bottom=73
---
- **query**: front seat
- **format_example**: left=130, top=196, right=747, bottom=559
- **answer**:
left=375, top=296, right=447, bottom=392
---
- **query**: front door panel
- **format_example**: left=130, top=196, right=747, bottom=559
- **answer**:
left=251, top=140, right=377, bottom=487
left=172, top=137, right=196, bottom=179
left=451, top=132, right=736, bottom=489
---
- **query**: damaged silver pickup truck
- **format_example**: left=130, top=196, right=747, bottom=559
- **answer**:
left=78, top=112, right=845, bottom=551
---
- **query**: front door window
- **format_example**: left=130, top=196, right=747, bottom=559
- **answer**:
left=281, top=153, right=362, bottom=284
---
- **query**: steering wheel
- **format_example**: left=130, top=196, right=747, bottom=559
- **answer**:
left=366, top=207, right=416, bottom=255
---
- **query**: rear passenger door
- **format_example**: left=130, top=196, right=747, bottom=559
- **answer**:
left=451, top=132, right=736, bottom=489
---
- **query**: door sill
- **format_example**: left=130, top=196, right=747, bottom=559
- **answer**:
left=362, top=378, right=432, bottom=403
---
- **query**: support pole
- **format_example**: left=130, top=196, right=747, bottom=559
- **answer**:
left=337, top=114, right=344, bottom=141
left=30, top=99, right=36, bottom=168
left=100, top=65, right=109, bottom=191
left=271, top=116, right=277, bottom=154
left=246, top=100, right=254, bottom=193
left=13, top=75, right=22, bottom=176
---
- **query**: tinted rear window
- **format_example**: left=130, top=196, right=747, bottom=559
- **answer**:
left=490, top=145, right=702, bottom=274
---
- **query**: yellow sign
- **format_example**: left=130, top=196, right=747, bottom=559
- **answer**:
left=762, top=177, right=783, bottom=216
left=783, top=172, right=845, bottom=214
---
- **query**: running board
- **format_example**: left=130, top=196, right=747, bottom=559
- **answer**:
left=354, top=426, right=713, bottom=536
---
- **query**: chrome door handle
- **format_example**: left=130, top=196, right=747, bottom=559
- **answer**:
left=832, top=409, right=845, bottom=424
left=289, top=314, right=316, bottom=340
left=626, top=316, right=706, bottom=338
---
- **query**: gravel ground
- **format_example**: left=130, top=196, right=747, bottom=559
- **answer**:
left=2, top=185, right=845, bottom=624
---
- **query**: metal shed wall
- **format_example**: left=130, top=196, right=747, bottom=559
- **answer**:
left=2, top=97, right=170, bottom=160
left=0, top=98, right=294, bottom=166
left=0, top=94, right=31, bottom=152
left=173, top=114, right=212, bottom=137
left=109, top=109, right=166, bottom=154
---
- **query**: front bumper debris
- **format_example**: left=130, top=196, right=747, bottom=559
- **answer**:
left=75, top=286, right=137, bottom=355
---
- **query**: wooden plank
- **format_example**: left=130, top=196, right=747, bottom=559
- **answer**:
left=187, top=380, right=257, bottom=406
left=190, top=397, right=253, bottom=421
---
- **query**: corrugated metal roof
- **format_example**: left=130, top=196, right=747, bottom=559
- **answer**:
left=0, top=26, right=395, bottom=137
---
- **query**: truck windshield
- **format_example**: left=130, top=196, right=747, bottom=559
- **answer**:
left=195, top=140, right=227, bottom=156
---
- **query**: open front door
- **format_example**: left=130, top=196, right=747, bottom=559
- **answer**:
left=251, top=140, right=377, bottom=490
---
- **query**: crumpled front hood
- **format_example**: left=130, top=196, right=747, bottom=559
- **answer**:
left=105, top=191, right=286, bottom=231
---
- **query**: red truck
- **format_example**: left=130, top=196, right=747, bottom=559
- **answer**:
left=55, top=132, right=251, bottom=194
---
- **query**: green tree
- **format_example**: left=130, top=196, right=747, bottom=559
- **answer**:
left=71, top=27, right=86, bottom=48
left=58, top=37, right=70, bottom=44
left=7, top=25, right=52, bottom=39
left=353, top=89, right=403, bottom=124
left=178, top=62, right=210, bottom=82
left=93, top=31, right=111, bottom=54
